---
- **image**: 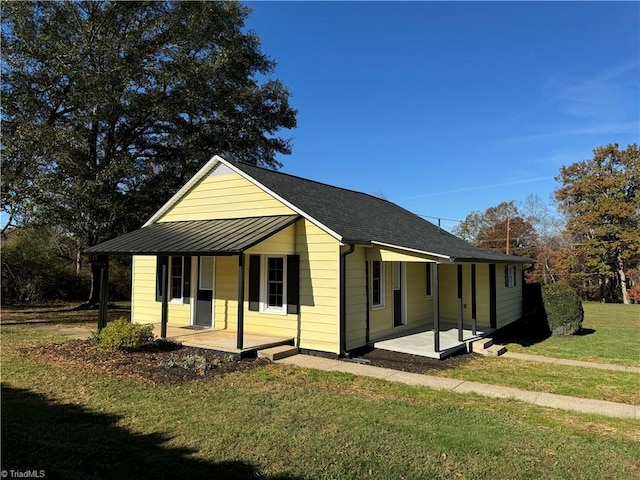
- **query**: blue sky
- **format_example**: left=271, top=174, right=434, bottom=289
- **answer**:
left=245, top=1, right=639, bottom=231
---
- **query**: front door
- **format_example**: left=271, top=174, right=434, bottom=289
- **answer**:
left=195, top=256, right=214, bottom=327
left=393, top=262, right=405, bottom=326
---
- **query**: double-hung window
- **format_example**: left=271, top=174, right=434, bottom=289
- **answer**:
left=371, top=260, right=385, bottom=308
left=156, top=256, right=191, bottom=304
left=265, top=256, right=285, bottom=312
left=248, top=254, right=299, bottom=315
left=504, top=265, right=517, bottom=287
left=170, top=256, right=184, bottom=300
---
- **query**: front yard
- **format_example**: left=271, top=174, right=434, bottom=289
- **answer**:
left=2, top=304, right=640, bottom=479
left=507, top=303, right=640, bottom=366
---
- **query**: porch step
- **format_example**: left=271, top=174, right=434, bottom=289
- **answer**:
left=468, top=337, right=494, bottom=353
left=478, top=344, right=508, bottom=357
left=257, top=345, right=299, bottom=361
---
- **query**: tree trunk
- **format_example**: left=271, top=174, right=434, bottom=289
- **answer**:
left=617, top=253, right=631, bottom=305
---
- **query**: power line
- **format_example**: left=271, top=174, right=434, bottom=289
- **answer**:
left=416, top=214, right=463, bottom=224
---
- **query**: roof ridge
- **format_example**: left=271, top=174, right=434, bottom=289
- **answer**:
left=235, top=160, right=400, bottom=205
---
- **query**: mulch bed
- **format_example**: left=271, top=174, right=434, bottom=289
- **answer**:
left=23, top=338, right=475, bottom=386
left=23, top=339, right=270, bottom=385
left=348, top=348, right=477, bottom=374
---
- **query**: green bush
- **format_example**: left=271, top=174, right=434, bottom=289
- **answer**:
left=97, top=318, right=154, bottom=351
left=541, top=283, right=584, bottom=336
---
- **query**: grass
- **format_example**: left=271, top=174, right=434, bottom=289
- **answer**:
left=432, top=356, right=640, bottom=405
left=2, top=321, right=640, bottom=479
left=507, top=303, right=640, bottom=366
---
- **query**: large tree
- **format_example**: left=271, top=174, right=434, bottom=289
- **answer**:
left=2, top=1, right=297, bottom=304
left=555, top=143, right=640, bottom=304
left=453, top=201, right=538, bottom=258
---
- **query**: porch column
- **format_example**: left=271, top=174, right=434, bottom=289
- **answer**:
left=471, top=264, right=477, bottom=335
left=457, top=264, right=463, bottom=342
left=433, top=263, right=440, bottom=352
left=160, top=260, right=168, bottom=339
left=97, top=256, right=109, bottom=332
left=237, top=253, right=245, bottom=350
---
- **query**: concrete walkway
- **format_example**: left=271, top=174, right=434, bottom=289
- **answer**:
left=502, top=351, right=640, bottom=373
left=276, top=354, right=640, bottom=420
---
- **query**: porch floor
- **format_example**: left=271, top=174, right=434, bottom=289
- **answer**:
left=372, top=323, right=495, bottom=360
left=152, top=324, right=294, bottom=358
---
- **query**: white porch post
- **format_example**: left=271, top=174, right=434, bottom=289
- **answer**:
left=433, top=262, right=440, bottom=352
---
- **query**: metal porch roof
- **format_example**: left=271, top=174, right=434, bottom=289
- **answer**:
left=85, top=215, right=300, bottom=256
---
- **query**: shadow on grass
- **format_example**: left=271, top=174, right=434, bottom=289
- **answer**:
left=575, top=328, right=596, bottom=336
left=1, top=306, right=131, bottom=326
left=1, top=385, right=300, bottom=480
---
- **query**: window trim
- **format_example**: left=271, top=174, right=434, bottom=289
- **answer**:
left=169, top=256, right=191, bottom=304
left=504, top=264, right=517, bottom=288
left=370, top=260, right=385, bottom=309
left=260, top=255, right=288, bottom=315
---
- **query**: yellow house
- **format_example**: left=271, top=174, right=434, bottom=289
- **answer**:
left=87, top=155, right=531, bottom=359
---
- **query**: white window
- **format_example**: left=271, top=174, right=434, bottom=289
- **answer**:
left=170, top=256, right=185, bottom=300
left=505, top=265, right=517, bottom=287
left=371, top=260, right=385, bottom=308
left=261, top=256, right=287, bottom=314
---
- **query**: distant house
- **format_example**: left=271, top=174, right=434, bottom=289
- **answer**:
left=87, top=155, right=531, bottom=358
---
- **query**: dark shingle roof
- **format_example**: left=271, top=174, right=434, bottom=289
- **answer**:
left=232, top=161, right=531, bottom=263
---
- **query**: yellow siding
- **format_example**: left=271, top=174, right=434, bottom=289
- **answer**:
left=474, top=263, right=491, bottom=327
left=295, top=220, right=340, bottom=353
left=369, top=262, right=393, bottom=338
left=245, top=224, right=295, bottom=255
left=461, top=264, right=473, bottom=322
left=212, top=219, right=340, bottom=354
left=131, top=255, right=192, bottom=327
left=242, top=224, right=298, bottom=338
left=405, top=262, right=433, bottom=326
left=438, top=264, right=458, bottom=321
left=345, top=247, right=366, bottom=350
left=368, top=261, right=434, bottom=341
left=496, top=264, right=523, bottom=328
left=213, top=255, right=238, bottom=330
left=158, top=171, right=294, bottom=222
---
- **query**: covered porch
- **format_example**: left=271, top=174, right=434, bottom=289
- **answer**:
left=367, top=245, right=499, bottom=359
left=85, top=214, right=301, bottom=350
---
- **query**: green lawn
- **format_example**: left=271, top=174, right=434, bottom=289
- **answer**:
left=432, top=356, right=640, bottom=405
left=507, top=303, right=640, bottom=366
left=2, top=324, right=640, bottom=480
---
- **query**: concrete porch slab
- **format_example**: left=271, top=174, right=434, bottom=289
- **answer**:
left=372, top=324, right=495, bottom=359
left=151, top=324, right=294, bottom=357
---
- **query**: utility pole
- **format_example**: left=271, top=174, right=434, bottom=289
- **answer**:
left=506, top=217, right=510, bottom=255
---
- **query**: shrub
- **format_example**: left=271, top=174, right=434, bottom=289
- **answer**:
left=97, top=318, right=154, bottom=351
left=541, top=283, right=584, bottom=336
left=162, top=354, right=219, bottom=373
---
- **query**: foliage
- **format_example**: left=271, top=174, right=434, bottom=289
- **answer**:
left=1, top=227, right=132, bottom=304
left=555, top=143, right=640, bottom=304
left=2, top=1, right=297, bottom=303
left=97, top=318, right=154, bottom=352
left=541, top=283, right=584, bottom=336
left=1, top=227, right=89, bottom=303
left=162, top=353, right=222, bottom=373
left=453, top=201, right=537, bottom=257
